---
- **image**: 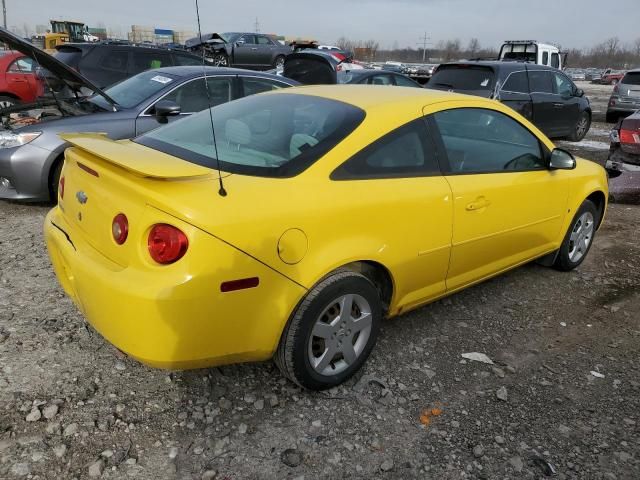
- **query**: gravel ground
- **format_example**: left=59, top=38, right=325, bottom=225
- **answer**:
left=1, top=83, right=639, bottom=480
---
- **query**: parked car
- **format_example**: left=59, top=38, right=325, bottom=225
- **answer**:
left=427, top=61, right=591, bottom=141
left=185, top=32, right=292, bottom=70
left=337, top=69, right=422, bottom=87
left=0, top=30, right=297, bottom=202
left=403, top=63, right=438, bottom=84
left=0, top=51, right=44, bottom=108
left=600, top=69, right=625, bottom=85
left=566, top=69, right=586, bottom=81
left=606, top=69, right=640, bottom=122
left=606, top=111, right=640, bottom=203
left=50, top=41, right=207, bottom=89
left=45, top=86, right=607, bottom=390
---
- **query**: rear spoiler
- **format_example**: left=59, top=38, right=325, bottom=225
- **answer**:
left=60, top=133, right=213, bottom=179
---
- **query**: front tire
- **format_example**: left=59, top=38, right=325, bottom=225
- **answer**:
left=275, top=271, right=382, bottom=390
left=568, top=111, right=590, bottom=141
left=554, top=200, right=599, bottom=271
left=0, top=96, right=18, bottom=110
left=213, top=52, right=229, bottom=67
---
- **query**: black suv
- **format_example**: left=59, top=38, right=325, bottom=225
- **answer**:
left=427, top=62, right=591, bottom=141
left=53, top=42, right=206, bottom=88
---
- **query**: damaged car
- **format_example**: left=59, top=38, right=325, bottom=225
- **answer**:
left=606, top=111, right=640, bottom=204
left=0, top=29, right=297, bottom=202
left=185, top=32, right=292, bottom=70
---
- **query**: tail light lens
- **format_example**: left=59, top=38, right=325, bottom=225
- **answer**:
left=148, top=224, right=188, bottom=264
left=620, top=119, right=640, bottom=145
left=59, top=176, right=65, bottom=199
left=112, top=214, right=129, bottom=245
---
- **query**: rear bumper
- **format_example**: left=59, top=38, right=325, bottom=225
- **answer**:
left=44, top=207, right=306, bottom=369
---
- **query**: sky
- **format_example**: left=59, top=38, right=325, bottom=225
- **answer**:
left=7, top=0, right=640, bottom=50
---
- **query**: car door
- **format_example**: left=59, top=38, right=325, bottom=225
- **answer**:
left=233, top=34, right=258, bottom=67
left=428, top=105, right=569, bottom=291
left=5, top=57, right=41, bottom=102
left=552, top=71, right=581, bottom=137
left=497, top=70, right=534, bottom=122
left=135, top=76, right=237, bottom=135
left=330, top=117, right=453, bottom=309
left=528, top=69, right=558, bottom=137
left=255, top=35, right=276, bottom=66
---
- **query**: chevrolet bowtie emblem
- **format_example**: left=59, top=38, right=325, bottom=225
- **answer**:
left=76, top=191, right=88, bottom=204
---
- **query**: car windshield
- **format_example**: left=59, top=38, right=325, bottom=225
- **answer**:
left=429, top=65, right=495, bottom=91
left=89, top=70, right=179, bottom=109
left=135, top=93, right=366, bottom=177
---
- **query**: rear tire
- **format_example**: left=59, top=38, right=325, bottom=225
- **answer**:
left=273, top=55, right=286, bottom=69
left=568, top=111, right=590, bottom=141
left=275, top=270, right=382, bottom=390
left=0, top=96, right=18, bottom=110
left=553, top=200, right=599, bottom=271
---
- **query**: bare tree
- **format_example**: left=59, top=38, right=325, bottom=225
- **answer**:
left=467, top=38, right=480, bottom=57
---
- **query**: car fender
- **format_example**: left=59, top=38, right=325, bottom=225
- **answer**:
left=560, top=160, right=609, bottom=237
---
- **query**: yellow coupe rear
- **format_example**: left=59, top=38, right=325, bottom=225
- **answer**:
left=45, top=86, right=608, bottom=390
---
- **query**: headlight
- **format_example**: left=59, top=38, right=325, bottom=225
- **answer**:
left=0, top=131, right=42, bottom=149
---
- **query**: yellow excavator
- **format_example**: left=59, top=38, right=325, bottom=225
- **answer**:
left=31, top=20, right=98, bottom=52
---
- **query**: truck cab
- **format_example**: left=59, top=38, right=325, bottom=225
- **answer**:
left=499, top=40, right=564, bottom=69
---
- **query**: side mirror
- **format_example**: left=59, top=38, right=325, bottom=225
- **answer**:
left=549, top=148, right=576, bottom=170
left=235, top=40, right=245, bottom=47
left=575, top=88, right=585, bottom=97
left=154, top=100, right=181, bottom=124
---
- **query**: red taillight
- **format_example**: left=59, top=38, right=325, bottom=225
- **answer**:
left=112, top=214, right=129, bottom=245
left=620, top=129, right=640, bottom=145
left=148, top=224, right=188, bottom=264
left=59, top=176, right=65, bottom=199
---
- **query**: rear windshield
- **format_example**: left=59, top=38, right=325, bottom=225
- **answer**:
left=622, top=72, right=640, bottom=86
left=54, top=47, right=83, bottom=67
left=135, top=93, right=366, bottom=177
left=91, top=70, right=179, bottom=109
left=430, top=65, right=495, bottom=91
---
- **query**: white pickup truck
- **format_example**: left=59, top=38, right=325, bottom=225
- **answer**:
left=499, top=40, right=565, bottom=69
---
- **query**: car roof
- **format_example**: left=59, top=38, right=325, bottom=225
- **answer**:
left=438, top=61, right=559, bottom=73
left=275, top=84, right=471, bottom=111
left=58, top=42, right=198, bottom=54
left=148, top=65, right=298, bottom=82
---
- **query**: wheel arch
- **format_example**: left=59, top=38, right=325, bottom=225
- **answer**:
left=586, top=190, right=606, bottom=229
left=0, top=91, right=20, bottom=100
left=46, top=150, right=67, bottom=201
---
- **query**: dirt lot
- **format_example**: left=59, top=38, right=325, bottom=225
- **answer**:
left=1, top=82, right=639, bottom=480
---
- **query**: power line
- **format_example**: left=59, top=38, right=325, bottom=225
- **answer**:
left=417, top=32, right=431, bottom=62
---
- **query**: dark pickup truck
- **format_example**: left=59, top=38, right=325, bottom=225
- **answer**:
left=185, top=32, right=292, bottom=70
left=427, top=61, right=592, bottom=141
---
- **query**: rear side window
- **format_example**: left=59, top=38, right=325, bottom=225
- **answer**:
left=501, top=71, right=528, bottom=93
left=332, top=118, right=438, bottom=179
left=100, top=50, right=129, bottom=72
left=54, top=47, right=83, bottom=68
left=622, top=72, right=640, bottom=85
left=131, top=52, right=172, bottom=73
left=174, top=54, right=202, bottom=66
left=430, top=66, right=495, bottom=91
left=8, top=57, right=35, bottom=73
left=528, top=71, right=554, bottom=94
left=256, top=36, right=274, bottom=45
left=394, top=75, right=420, bottom=88
left=242, top=77, right=288, bottom=96
left=433, top=108, right=545, bottom=174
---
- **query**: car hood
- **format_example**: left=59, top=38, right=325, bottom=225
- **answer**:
left=283, top=51, right=342, bottom=85
left=0, top=27, right=117, bottom=107
left=185, top=33, right=227, bottom=49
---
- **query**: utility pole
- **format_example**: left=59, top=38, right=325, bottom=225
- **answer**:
left=254, top=17, right=260, bottom=33
left=417, top=32, right=431, bottom=63
left=2, top=0, right=6, bottom=29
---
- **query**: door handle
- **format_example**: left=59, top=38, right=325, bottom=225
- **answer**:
left=553, top=103, right=564, bottom=108
left=466, top=197, right=491, bottom=211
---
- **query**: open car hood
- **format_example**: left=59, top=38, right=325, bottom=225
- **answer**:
left=185, top=33, right=227, bottom=49
left=0, top=27, right=117, bottom=108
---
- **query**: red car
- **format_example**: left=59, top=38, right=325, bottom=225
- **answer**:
left=0, top=50, right=44, bottom=109
left=601, top=68, right=626, bottom=86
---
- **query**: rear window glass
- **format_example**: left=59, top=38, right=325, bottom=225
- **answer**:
left=136, top=93, right=366, bottom=177
left=54, top=48, right=83, bottom=67
left=91, top=70, right=178, bottom=109
left=622, top=72, right=640, bottom=85
left=429, top=66, right=495, bottom=91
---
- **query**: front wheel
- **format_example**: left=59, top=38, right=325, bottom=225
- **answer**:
left=275, top=271, right=382, bottom=390
left=568, top=111, right=590, bottom=141
left=212, top=52, right=229, bottom=67
left=554, top=200, right=599, bottom=271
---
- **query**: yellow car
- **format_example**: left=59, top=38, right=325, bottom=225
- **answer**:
left=44, top=86, right=608, bottom=390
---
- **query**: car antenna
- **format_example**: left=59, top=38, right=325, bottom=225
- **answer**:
left=195, top=0, right=227, bottom=197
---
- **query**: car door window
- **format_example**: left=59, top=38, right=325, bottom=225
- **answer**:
left=332, top=118, right=438, bottom=179
left=239, top=35, right=256, bottom=45
left=242, top=77, right=287, bottom=96
left=501, top=71, right=529, bottom=93
left=8, top=57, right=35, bottom=73
left=528, top=71, right=554, bottom=94
left=554, top=72, right=574, bottom=96
left=368, top=74, right=394, bottom=86
left=394, top=74, right=419, bottom=87
left=433, top=108, right=546, bottom=174
left=160, top=77, right=233, bottom=113
left=100, top=50, right=129, bottom=72
left=256, top=36, right=273, bottom=45
left=131, top=52, right=172, bottom=73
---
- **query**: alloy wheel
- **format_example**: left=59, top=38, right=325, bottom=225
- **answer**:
left=0, top=100, right=14, bottom=109
left=575, top=114, right=589, bottom=139
left=308, top=294, right=373, bottom=376
left=568, top=211, right=594, bottom=263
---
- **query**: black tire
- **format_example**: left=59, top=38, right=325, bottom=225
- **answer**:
left=605, top=111, right=618, bottom=123
left=0, top=95, right=18, bottom=110
left=273, top=55, right=286, bottom=69
left=49, top=159, right=63, bottom=202
left=553, top=200, right=599, bottom=271
left=568, top=111, right=590, bottom=141
left=275, top=270, right=382, bottom=390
